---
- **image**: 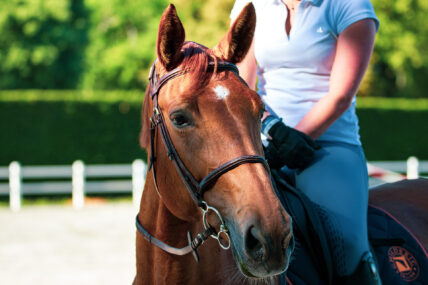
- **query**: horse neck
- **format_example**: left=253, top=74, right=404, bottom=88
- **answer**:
left=138, top=173, right=193, bottom=230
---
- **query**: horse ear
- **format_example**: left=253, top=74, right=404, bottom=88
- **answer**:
left=212, top=3, right=256, bottom=64
left=156, top=4, right=185, bottom=71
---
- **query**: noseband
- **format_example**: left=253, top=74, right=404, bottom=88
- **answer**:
left=136, top=57, right=269, bottom=262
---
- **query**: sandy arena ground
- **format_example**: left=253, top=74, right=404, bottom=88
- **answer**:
left=0, top=178, right=386, bottom=285
left=0, top=202, right=137, bottom=285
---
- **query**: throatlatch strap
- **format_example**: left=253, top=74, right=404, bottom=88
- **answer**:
left=136, top=215, right=214, bottom=261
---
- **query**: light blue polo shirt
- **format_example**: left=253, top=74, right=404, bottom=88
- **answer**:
left=231, top=0, right=379, bottom=145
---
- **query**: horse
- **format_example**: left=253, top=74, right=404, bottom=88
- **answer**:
left=134, top=3, right=294, bottom=284
left=134, top=3, right=428, bottom=285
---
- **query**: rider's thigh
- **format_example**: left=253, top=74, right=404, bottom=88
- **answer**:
left=294, top=141, right=368, bottom=214
left=294, top=141, right=370, bottom=275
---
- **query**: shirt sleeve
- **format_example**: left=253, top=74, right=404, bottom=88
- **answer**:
left=230, top=0, right=252, bottom=22
left=333, top=0, right=380, bottom=35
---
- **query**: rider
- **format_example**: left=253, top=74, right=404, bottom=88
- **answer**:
left=230, top=0, right=380, bottom=284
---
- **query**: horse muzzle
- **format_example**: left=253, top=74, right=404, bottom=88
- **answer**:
left=230, top=215, right=295, bottom=278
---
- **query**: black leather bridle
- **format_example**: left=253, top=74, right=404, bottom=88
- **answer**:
left=136, top=56, right=269, bottom=262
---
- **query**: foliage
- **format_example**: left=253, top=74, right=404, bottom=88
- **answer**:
left=358, top=108, right=428, bottom=160
left=173, top=0, right=235, bottom=48
left=0, top=91, right=427, bottom=165
left=0, top=0, right=427, bottom=97
left=360, top=0, right=428, bottom=98
left=356, top=96, right=428, bottom=110
left=80, top=0, right=234, bottom=89
left=0, top=90, right=145, bottom=165
left=0, top=89, right=142, bottom=103
left=0, top=0, right=89, bottom=89
left=81, top=0, right=168, bottom=89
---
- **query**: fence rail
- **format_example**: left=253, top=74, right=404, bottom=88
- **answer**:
left=0, top=157, right=426, bottom=211
left=0, top=160, right=146, bottom=211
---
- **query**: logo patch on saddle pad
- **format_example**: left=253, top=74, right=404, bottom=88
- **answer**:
left=388, top=246, right=420, bottom=282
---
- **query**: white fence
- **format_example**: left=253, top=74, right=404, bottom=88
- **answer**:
left=1, top=157, right=427, bottom=211
left=0, top=160, right=147, bottom=211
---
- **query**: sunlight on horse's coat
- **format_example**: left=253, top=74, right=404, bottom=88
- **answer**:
left=214, top=85, right=230, bottom=100
left=136, top=3, right=294, bottom=283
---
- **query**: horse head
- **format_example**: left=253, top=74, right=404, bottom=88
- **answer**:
left=140, top=3, right=294, bottom=279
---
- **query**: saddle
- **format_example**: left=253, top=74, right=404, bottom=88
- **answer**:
left=271, top=170, right=428, bottom=285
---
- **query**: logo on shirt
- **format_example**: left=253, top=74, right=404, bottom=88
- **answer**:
left=316, top=27, right=324, bottom=33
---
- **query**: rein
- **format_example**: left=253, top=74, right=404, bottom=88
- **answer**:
left=136, top=57, right=269, bottom=262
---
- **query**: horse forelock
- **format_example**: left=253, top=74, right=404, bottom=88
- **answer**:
left=180, top=41, right=217, bottom=90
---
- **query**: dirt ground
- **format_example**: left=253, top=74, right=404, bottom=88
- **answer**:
left=0, top=202, right=137, bottom=285
left=0, top=177, right=386, bottom=285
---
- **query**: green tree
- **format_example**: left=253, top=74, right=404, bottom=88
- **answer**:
left=174, top=0, right=234, bottom=48
left=81, top=0, right=235, bottom=90
left=0, top=0, right=89, bottom=89
left=81, top=0, right=168, bottom=89
left=362, top=0, right=428, bottom=98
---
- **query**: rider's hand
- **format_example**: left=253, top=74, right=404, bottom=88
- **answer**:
left=262, top=116, right=320, bottom=170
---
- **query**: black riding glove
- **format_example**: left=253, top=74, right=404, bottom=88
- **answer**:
left=262, top=116, right=320, bottom=170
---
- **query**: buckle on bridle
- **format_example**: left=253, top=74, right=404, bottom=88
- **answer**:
left=150, top=107, right=161, bottom=125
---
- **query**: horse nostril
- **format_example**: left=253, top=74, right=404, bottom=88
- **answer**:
left=245, top=226, right=267, bottom=262
left=246, top=227, right=262, bottom=251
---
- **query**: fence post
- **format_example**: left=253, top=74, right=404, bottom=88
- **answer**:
left=72, top=160, right=85, bottom=209
left=407, top=156, right=419, bottom=179
left=132, top=159, right=146, bottom=208
left=9, top=161, right=22, bottom=212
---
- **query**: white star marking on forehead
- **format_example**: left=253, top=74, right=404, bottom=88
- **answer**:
left=213, top=85, right=230, bottom=100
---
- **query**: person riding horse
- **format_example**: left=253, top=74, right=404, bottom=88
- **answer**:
left=135, top=3, right=428, bottom=285
left=231, top=0, right=381, bottom=283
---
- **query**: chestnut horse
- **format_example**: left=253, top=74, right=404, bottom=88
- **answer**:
left=134, top=3, right=428, bottom=285
left=135, top=3, right=293, bottom=284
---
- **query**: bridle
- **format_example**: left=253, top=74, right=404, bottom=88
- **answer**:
left=136, top=56, right=269, bottom=262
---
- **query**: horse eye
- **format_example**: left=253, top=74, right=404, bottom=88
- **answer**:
left=170, top=112, right=193, bottom=128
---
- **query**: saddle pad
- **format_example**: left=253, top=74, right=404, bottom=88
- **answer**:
left=368, top=204, right=428, bottom=284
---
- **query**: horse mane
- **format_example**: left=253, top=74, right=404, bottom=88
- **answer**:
left=140, top=41, right=218, bottom=149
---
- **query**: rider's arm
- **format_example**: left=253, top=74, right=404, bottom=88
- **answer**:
left=294, top=19, right=377, bottom=139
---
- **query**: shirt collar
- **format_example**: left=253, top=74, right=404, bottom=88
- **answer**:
left=276, top=0, right=324, bottom=7
left=302, top=0, right=323, bottom=6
